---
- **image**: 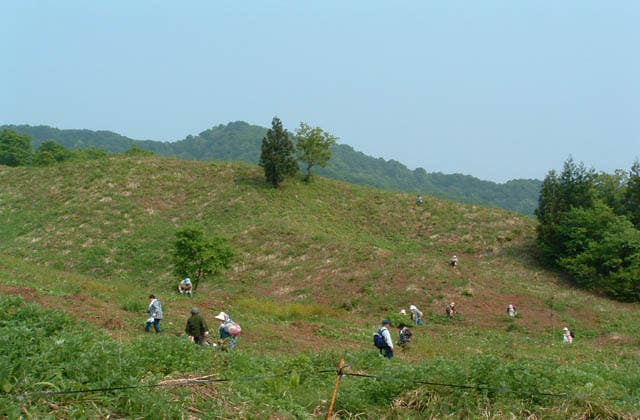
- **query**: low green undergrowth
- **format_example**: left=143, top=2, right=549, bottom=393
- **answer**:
left=1, top=295, right=638, bottom=418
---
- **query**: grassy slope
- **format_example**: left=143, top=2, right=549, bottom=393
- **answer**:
left=0, top=156, right=638, bottom=418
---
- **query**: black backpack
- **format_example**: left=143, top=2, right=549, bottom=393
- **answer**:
left=373, top=328, right=386, bottom=349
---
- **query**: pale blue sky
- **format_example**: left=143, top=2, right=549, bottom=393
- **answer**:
left=1, top=1, right=638, bottom=182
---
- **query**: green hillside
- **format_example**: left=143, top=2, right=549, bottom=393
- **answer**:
left=2, top=122, right=542, bottom=215
left=0, top=156, right=637, bottom=418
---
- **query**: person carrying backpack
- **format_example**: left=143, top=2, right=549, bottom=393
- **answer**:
left=397, top=323, right=413, bottom=347
left=373, top=319, right=394, bottom=359
left=409, top=304, right=424, bottom=325
left=215, top=311, right=241, bottom=351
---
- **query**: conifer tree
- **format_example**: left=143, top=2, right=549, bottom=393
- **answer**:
left=259, top=116, right=298, bottom=188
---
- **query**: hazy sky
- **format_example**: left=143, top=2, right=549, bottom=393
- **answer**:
left=2, top=1, right=638, bottom=182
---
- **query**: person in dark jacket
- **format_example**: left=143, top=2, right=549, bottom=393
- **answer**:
left=185, top=307, right=209, bottom=345
left=397, top=323, right=413, bottom=347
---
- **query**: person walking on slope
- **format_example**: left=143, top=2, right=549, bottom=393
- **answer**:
left=145, top=294, right=163, bottom=333
left=507, top=304, right=517, bottom=318
left=215, top=311, right=241, bottom=351
left=409, top=304, right=424, bottom=325
left=563, top=327, right=574, bottom=344
left=185, top=307, right=209, bottom=345
left=379, top=319, right=394, bottom=359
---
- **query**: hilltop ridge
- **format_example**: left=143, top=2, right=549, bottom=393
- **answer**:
left=2, top=122, right=541, bottom=214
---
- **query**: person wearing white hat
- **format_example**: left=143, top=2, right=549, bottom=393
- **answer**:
left=178, top=277, right=193, bottom=297
left=449, top=255, right=459, bottom=267
left=446, top=302, right=457, bottom=318
left=409, top=305, right=424, bottom=325
left=563, top=327, right=573, bottom=344
left=215, top=311, right=240, bottom=351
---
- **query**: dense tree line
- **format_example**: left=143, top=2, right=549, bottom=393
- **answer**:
left=0, top=129, right=146, bottom=167
left=1, top=123, right=542, bottom=214
left=536, top=158, right=640, bottom=301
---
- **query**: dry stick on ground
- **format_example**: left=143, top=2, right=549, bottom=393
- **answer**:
left=157, top=374, right=218, bottom=386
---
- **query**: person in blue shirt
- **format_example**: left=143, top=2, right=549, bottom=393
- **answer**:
left=215, top=311, right=240, bottom=351
left=145, top=294, right=163, bottom=333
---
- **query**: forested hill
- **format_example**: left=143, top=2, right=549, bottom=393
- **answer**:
left=2, top=122, right=541, bottom=214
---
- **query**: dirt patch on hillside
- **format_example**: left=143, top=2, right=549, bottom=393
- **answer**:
left=0, top=285, right=137, bottom=339
left=0, top=285, right=39, bottom=301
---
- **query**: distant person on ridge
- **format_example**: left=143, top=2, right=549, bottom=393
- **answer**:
left=178, top=277, right=193, bottom=297
left=449, top=255, right=459, bottom=268
left=507, top=304, right=517, bottom=318
left=185, top=307, right=209, bottom=345
left=145, top=294, right=163, bottom=333
left=416, top=195, right=423, bottom=205
left=445, top=302, right=457, bottom=318
left=409, top=304, right=424, bottom=325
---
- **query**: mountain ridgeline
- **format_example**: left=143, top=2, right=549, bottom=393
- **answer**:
left=2, top=122, right=541, bottom=214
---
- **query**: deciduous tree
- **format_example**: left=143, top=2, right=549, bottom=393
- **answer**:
left=625, top=159, right=640, bottom=228
left=33, top=140, right=72, bottom=166
left=0, top=129, right=32, bottom=166
left=173, top=226, right=235, bottom=290
left=295, top=122, right=337, bottom=182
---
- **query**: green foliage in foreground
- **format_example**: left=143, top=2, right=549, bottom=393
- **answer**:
left=1, top=296, right=638, bottom=418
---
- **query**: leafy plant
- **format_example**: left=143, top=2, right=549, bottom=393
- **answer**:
left=172, top=225, right=235, bottom=290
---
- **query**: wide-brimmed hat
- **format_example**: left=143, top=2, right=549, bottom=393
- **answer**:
left=215, top=312, right=228, bottom=321
left=563, top=327, right=569, bottom=331
left=409, top=305, right=418, bottom=311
